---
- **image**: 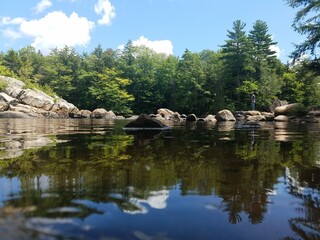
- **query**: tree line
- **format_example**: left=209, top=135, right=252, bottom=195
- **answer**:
left=0, top=18, right=319, bottom=115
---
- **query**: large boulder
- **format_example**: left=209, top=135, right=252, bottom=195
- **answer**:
left=124, top=114, right=169, bottom=129
left=216, top=110, right=236, bottom=121
left=91, top=108, right=116, bottom=119
left=51, top=98, right=79, bottom=118
left=1, top=76, right=25, bottom=98
left=18, top=89, right=55, bottom=111
left=157, top=108, right=175, bottom=119
left=274, top=103, right=306, bottom=116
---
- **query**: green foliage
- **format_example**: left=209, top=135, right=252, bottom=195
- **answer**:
left=0, top=79, right=8, bottom=91
left=0, top=15, right=318, bottom=114
left=0, top=64, right=17, bottom=78
left=286, top=0, right=320, bottom=61
left=89, top=68, right=134, bottom=114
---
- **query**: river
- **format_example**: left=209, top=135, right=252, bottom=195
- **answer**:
left=0, top=118, right=319, bottom=239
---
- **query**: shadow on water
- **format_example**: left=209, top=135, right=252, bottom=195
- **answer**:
left=0, top=119, right=319, bottom=239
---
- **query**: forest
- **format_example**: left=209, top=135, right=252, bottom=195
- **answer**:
left=0, top=1, right=319, bottom=115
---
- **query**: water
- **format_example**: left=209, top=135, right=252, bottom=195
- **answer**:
left=0, top=118, right=319, bottom=240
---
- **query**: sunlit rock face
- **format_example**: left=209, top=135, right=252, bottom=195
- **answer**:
left=215, top=110, right=236, bottom=121
left=0, top=76, right=80, bottom=118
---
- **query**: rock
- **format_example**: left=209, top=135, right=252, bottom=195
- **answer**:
left=0, top=76, right=82, bottom=119
left=246, top=115, right=266, bottom=122
left=18, top=89, right=55, bottom=111
left=157, top=108, right=175, bottom=119
left=180, top=114, right=187, bottom=119
left=186, top=114, right=197, bottom=122
left=204, top=114, right=217, bottom=123
left=274, top=103, right=306, bottom=116
left=274, top=115, right=290, bottom=122
left=0, top=92, right=18, bottom=105
left=234, top=111, right=246, bottom=121
left=172, top=113, right=183, bottom=122
left=0, top=100, right=9, bottom=111
left=216, top=110, right=236, bottom=121
left=78, top=110, right=92, bottom=118
left=1, top=76, right=25, bottom=98
left=261, top=112, right=274, bottom=121
left=0, top=111, right=34, bottom=118
left=51, top=98, right=79, bottom=118
left=91, top=108, right=116, bottom=119
left=270, top=98, right=288, bottom=112
left=9, top=104, right=46, bottom=118
left=124, top=114, right=169, bottom=129
left=246, top=110, right=261, bottom=116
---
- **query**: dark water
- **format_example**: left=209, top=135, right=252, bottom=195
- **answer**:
left=0, top=119, right=320, bottom=240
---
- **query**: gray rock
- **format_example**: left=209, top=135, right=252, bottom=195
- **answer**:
left=124, top=114, right=169, bottom=129
left=157, top=108, right=175, bottom=119
left=186, top=114, right=197, bottom=122
left=216, top=110, right=236, bottom=121
left=274, top=115, right=290, bottom=122
left=91, top=108, right=116, bottom=119
left=18, top=89, right=54, bottom=111
left=204, top=114, right=217, bottom=123
left=0, top=111, right=34, bottom=118
left=274, top=103, right=306, bottom=116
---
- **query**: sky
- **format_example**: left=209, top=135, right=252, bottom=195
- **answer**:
left=0, top=0, right=302, bottom=63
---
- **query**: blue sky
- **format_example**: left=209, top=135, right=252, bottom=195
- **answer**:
left=0, top=0, right=301, bottom=62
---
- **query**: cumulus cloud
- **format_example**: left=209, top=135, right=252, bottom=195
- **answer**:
left=17, top=11, right=95, bottom=53
left=132, top=36, right=173, bottom=55
left=270, top=45, right=281, bottom=59
left=94, top=0, right=116, bottom=25
left=34, top=0, right=52, bottom=13
left=2, top=28, right=22, bottom=40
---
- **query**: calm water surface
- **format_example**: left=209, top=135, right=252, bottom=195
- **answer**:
left=0, top=118, right=319, bottom=240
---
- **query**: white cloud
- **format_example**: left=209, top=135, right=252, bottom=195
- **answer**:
left=2, top=28, right=22, bottom=40
left=270, top=45, right=281, bottom=59
left=132, top=36, right=173, bottom=55
left=0, top=17, right=24, bottom=25
left=34, top=0, right=52, bottom=13
left=19, top=11, right=95, bottom=53
left=94, top=0, right=116, bottom=25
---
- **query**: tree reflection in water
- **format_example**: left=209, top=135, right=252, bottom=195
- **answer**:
left=0, top=119, right=318, bottom=239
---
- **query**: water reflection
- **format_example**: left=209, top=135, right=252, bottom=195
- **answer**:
left=0, top=119, right=319, bottom=239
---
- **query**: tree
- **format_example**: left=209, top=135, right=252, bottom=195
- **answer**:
left=247, top=20, right=283, bottom=110
left=249, top=20, right=278, bottom=79
left=221, top=20, right=254, bottom=110
left=286, top=0, right=320, bottom=61
left=89, top=68, right=134, bottom=114
left=174, top=49, right=212, bottom=114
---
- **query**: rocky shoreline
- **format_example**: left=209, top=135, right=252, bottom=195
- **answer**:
left=0, top=76, right=319, bottom=124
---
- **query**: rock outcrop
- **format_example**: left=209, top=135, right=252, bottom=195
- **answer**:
left=0, top=76, right=117, bottom=119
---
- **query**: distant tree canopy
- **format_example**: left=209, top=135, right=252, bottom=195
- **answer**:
left=0, top=18, right=319, bottom=114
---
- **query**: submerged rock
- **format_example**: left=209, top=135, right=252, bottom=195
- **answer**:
left=124, top=114, right=169, bottom=130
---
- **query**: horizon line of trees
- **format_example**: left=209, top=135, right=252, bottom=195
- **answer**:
left=0, top=18, right=319, bottom=115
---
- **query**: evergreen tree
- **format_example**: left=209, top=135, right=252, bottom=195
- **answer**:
left=221, top=20, right=254, bottom=110
left=286, top=0, right=320, bottom=62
